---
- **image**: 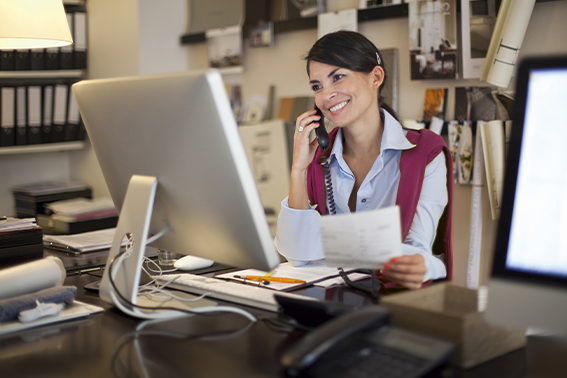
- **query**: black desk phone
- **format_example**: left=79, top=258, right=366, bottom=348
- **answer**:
left=313, top=106, right=330, bottom=153
left=277, top=296, right=455, bottom=378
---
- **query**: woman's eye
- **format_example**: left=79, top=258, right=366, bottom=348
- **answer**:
left=333, top=74, right=344, bottom=82
left=311, top=84, right=322, bottom=91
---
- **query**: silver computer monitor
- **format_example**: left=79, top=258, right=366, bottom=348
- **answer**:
left=484, top=56, right=567, bottom=334
left=72, top=70, right=280, bottom=316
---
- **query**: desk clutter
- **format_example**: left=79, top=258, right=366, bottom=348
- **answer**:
left=0, top=256, right=102, bottom=335
left=11, top=181, right=118, bottom=235
left=0, top=217, right=43, bottom=267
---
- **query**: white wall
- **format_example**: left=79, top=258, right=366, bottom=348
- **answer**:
left=69, top=0, right=189, bottom=200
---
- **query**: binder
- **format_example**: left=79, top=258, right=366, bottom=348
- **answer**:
left=1, top=87, right=16, bottom=146
left=45, top=48, right=59, bottom=70
left=15, top=87, right=27, bottom=145
left=65, top=89, right=80, bottom=141
left=15, top=50, right=31, bottom=71
left=30, top=49, right=46, bottom=71
left=51, top=84, right=68, bottom=142
left=73, top=12, right=87, bottom=69
left=59, top=13, right=74, bottom=70
left=0, top=51, right=15, bottom=71
left=27, top=86, right=42, bottom=145
left=42, top=85, right=54, bottom=143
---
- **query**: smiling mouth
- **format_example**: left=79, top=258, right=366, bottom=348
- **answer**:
left=329, top=101, right=348, bottom=112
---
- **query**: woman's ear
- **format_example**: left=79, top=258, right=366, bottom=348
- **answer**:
left=371, top=66, right=385, bottom=90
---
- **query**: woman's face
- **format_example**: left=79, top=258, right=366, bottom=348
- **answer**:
left=308, top=61, right=383, bottom=129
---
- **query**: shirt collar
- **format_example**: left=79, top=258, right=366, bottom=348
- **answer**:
left=329, top=110, right=415, bottom=160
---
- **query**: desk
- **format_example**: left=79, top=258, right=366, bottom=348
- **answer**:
left=0, top=273, right=566, bottom=378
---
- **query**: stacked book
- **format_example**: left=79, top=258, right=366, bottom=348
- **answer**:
left=0, top=218, right=43, bottom=268
left=11, top=181, right=92, bottom=219
left=37, top=197, right=118, bottom=235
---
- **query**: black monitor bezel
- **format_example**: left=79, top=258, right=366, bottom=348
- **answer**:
left=491, top=55, right=567, bottom=289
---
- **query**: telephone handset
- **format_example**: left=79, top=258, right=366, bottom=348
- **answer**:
left=311, top=106, right=336, bottom=214
left=313, top=106, right=330, bottom=153
left=279, top=305, right=455, bottom=378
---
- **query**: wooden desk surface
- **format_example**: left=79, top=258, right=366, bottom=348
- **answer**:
left=0, top=273, right=566, bottom=378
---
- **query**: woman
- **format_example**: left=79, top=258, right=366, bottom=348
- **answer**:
left=274, top=31, right=453, bottom=290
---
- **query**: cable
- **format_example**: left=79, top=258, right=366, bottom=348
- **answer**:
left=337, top=268, right=381, bottom=300
left=321, top=154, right=336, bottom=215
left=106, top=233, right=257, bottom=322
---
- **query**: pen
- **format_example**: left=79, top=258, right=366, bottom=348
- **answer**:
left=234, top=275, right=306, bottom=284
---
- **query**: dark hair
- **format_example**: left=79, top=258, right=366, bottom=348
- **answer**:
left=304, top=30, right=399, bottom=121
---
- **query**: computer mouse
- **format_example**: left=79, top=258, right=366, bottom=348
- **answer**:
left=174, top=255, right=214, bottom=271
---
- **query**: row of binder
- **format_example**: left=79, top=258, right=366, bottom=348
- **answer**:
left=0, top=7, right=87, bottom=71
left=0, top=81, right=85, bottom=147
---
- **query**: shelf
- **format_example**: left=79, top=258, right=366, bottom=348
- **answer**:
left=0, top=70, right=86, bottom=80
left=181, top=4, right=409, bottom=45
left=216, top=66, right=244, bottom=75
left=0, top=142, right=86, bottom=155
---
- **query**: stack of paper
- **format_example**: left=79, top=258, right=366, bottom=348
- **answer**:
left=45, top=197, right=117, bottom=222
left=0, top=217, right=39, bottom=232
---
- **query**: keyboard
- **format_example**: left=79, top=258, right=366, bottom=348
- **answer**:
left=156, top=273, right=317, bottom=312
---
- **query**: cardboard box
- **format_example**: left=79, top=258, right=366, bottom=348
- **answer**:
left=380, top=283, right=526, bottom=369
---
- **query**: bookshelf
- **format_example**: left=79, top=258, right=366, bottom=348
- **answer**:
left=181, top=3, right=409, bottom=45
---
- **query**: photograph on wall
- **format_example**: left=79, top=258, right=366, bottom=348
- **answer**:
left=206, top=26, right=242, bottom=68
left=422, top=88, right=448, bottom=122
left=250, top=22, right=274, bottom=48
left=408, top=0, right=458, bottom=80
left=461, top=0, right=498, bottom=79
left=454, top=86, right=497, bottom=122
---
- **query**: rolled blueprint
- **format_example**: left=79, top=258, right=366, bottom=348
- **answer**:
left=0, top=256, right=66, bottom=300
left=481, top=0, right=536, bottom=88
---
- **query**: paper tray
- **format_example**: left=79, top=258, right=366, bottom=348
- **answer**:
left=380, top=283, right=526, bottom=369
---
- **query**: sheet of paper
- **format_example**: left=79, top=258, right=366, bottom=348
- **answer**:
left=216, top=261, right=365, bottom=291
left=319, top=206, right=402, bottom=269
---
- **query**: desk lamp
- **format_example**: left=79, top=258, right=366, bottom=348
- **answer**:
left=0, top=0, right=73, bottom=49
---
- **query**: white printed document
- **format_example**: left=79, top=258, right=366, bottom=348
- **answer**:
left=319, top=206, right=402, bottom=269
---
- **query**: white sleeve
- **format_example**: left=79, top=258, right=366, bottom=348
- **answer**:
left=403, top=152, right=448, bottom=281
left=274, top=197, right=325, bottom=265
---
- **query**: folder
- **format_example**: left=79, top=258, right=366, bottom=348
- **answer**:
left=0, top=51, right=15, bottom=71
left=65, top=89, right=80, bottom=141
left=51, top=84, right=68, bottom=142
left=30, top=49, right=46, bottom=71
left=1, top=87, right=15, bottom=146
left=27, top=86, right=42, bottom=145
left=59, top=13, right=74, bottom=70
left=42, top=85, right=54, bottom=143
left=73, top=12, right=87, bottom=69
left=15, top=50, right=31, bottom=71
left=45, top=48, right=59, bottom=70
left=16, top=87, right=27, bottom=145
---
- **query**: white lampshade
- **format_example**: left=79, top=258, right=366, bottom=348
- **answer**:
left=0, top=0, right=73, bottom=49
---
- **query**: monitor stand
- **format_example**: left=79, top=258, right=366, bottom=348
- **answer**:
left=98, top=174, right=216, bottom=320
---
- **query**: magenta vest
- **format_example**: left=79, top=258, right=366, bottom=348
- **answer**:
left=306, top=127, right=453, bottom=290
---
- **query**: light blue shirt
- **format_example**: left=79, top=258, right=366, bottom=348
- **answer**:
left=274, top=111, right=448, bottom=281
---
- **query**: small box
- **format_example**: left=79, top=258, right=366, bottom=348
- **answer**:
left=380, top=283, right=526, bottom=369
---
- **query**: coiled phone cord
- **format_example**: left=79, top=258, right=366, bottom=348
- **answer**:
left=321, top=155, right=336, bottom=215
left=338, top=268, right=381, bottom=300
